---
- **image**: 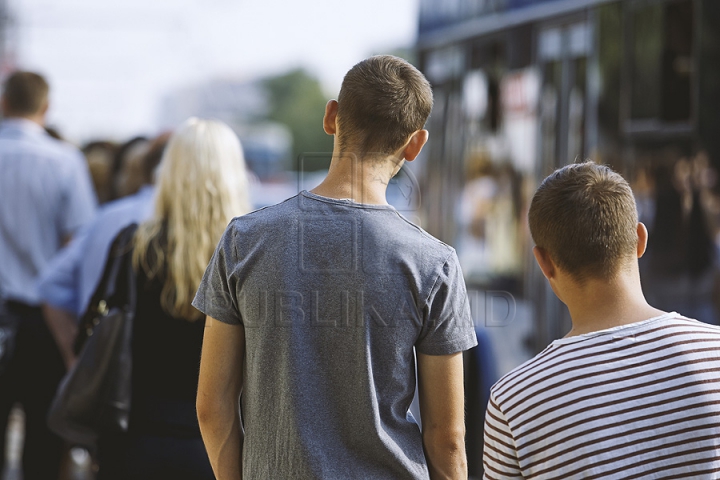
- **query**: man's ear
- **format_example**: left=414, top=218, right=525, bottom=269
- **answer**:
left=533, top=246, right=556, bottom=280
left=637, top=222, right=649, bottom=258
left=402, top=129, right=428, bottom=162
left=323, top=100, right=338, bottom=135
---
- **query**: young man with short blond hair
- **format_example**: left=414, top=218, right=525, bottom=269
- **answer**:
left=484, top=161, right=720, bottom=479
left=194, top=55, right=477, bottom=479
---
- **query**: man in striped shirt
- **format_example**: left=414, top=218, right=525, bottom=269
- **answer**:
left=484, top=161, right=720, bottom=479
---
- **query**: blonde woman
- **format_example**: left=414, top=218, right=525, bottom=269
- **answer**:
left=97, top=118, right=251, bottom=480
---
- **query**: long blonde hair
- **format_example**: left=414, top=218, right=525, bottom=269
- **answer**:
left=133, top=118, right=251, bottom=320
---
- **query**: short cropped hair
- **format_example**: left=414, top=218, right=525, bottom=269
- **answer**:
left=337, top=55, right=433, bottom=155
left=2, top=71, right=49, bottom=116
left=528, top=162, right=639, bottom=281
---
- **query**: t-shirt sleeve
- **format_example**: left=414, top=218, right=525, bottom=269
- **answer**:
left=192, top=223, right=242, bottom=325
left=415, top=250, right=478, bottom=355
left=483, top=392, right=522, bottom=479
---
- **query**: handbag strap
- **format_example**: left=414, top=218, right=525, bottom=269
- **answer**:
left=75, top=224, right=138, bottom=353
left=124, top=229, right=137, bottom=315
left=105, top=228, right=136, bottom=303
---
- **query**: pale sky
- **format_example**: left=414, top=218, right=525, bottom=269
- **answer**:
left=8, top=0, right=418, bottom=141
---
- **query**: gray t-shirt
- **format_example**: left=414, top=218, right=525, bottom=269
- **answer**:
left=193, top=191, right=477, bottom=479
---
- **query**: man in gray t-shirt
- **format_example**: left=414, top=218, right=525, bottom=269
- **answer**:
left=194, top=55, right=477, bottom=480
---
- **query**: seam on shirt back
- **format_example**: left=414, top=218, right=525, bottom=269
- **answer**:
left=423, top=251, right=455, bottom=308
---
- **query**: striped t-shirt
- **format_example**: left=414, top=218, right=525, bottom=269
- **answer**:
left=484, top=312, right=720, bottom=480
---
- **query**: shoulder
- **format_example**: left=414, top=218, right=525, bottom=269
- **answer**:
left=670, top=313, right=720, bottom=331
left=82, top=193, right=153, bottom=247
left=227, top=194, right=301, bottom=230
left=343, top=204, right=458, bottom=268
left=396, top=211, right=456, bottom=255
left=2, top=133, right=85, bottom=174
left=490, top=313, right=720, bottom=406
left=26, top=132, right=83, bottom=160
left=387, top=213, right=460, bottom=276
left=214, top=202, right=292, bottom=257
left=45, top=139, right=87, bottom=173
left=44, top=135, right=83, bottom=158
left=489, top=343, right=562, bottom=408
left=96, top=189, right=153, bottom=220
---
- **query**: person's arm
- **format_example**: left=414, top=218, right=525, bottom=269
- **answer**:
left=37, top=232, right=87, bottom=369
left=417, top=351, right=467, bottom=480
left=42, top=304, right=77, bottom=370
left=37, top=230, right=86, bottom=317
left=59, top=150, right=97, bottom=241
left=197, top=316, right=245, bottom=480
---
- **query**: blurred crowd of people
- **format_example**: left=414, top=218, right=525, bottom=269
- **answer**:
left=4, top=56, right=720, bottom=480
left=0, top=71, right=252, bottom=479
left=634, top=149, right=720, bottom=325
left=44, top=134, right=168, bottom=207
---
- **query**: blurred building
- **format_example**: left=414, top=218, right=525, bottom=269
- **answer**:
left=415, top=0, right=720, bottom=353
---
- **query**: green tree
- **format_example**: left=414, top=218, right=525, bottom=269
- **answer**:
left=262, top=69, right=334, bottom=171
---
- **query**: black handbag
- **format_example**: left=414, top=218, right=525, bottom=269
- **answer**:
left=47, top=224, right=138, bottom=448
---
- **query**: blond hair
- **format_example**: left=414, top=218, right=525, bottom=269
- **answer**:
left=133, top=118, right=251, bottom=320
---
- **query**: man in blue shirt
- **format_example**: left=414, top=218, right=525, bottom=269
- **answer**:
left=0, top=71, right=96, bottom=479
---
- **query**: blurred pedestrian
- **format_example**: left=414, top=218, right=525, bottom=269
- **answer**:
left=38, top=132, right=170, bottom=369
left=484, top=162, right=720, bottom=478
left=0, top=71, right=96, bottom=480
left=83, top=141, right=119, bottom=204
left=641, top=158, right=719, bottom=325
left=194, top=55, right=477, bottom=479
left=109, top=136, right=149, bottom=201
left=96, top=118, right=250, bottom=480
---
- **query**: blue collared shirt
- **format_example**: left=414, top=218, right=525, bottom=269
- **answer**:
left=0, top=118, right=97, bottom=305
left=37, top=185, right=155, bottom=317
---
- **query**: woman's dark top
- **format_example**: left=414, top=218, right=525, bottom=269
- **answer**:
left=128, top=266, right=206, bottom=437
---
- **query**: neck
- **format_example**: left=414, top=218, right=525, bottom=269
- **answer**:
left=310, top=150, right=401, bottom=205
left=5, top=113, right=44, bottom=127
left=562, top=266, right=665, bottom=337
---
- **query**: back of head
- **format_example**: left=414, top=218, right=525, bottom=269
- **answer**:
left=2, top=71, right=49, bottom=117
left=528, top=162, right=639, bottom=281
left=134, top=118, right=252, bottom=320
left=337, top=55, right=433, bottom=155
left=139, top=132, right=171, bottom=186
left=114, top=133, right=171, bottom=199
left=110, top=136, right=149, bottom=199
left=83, top=141, right=118, bottom=204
